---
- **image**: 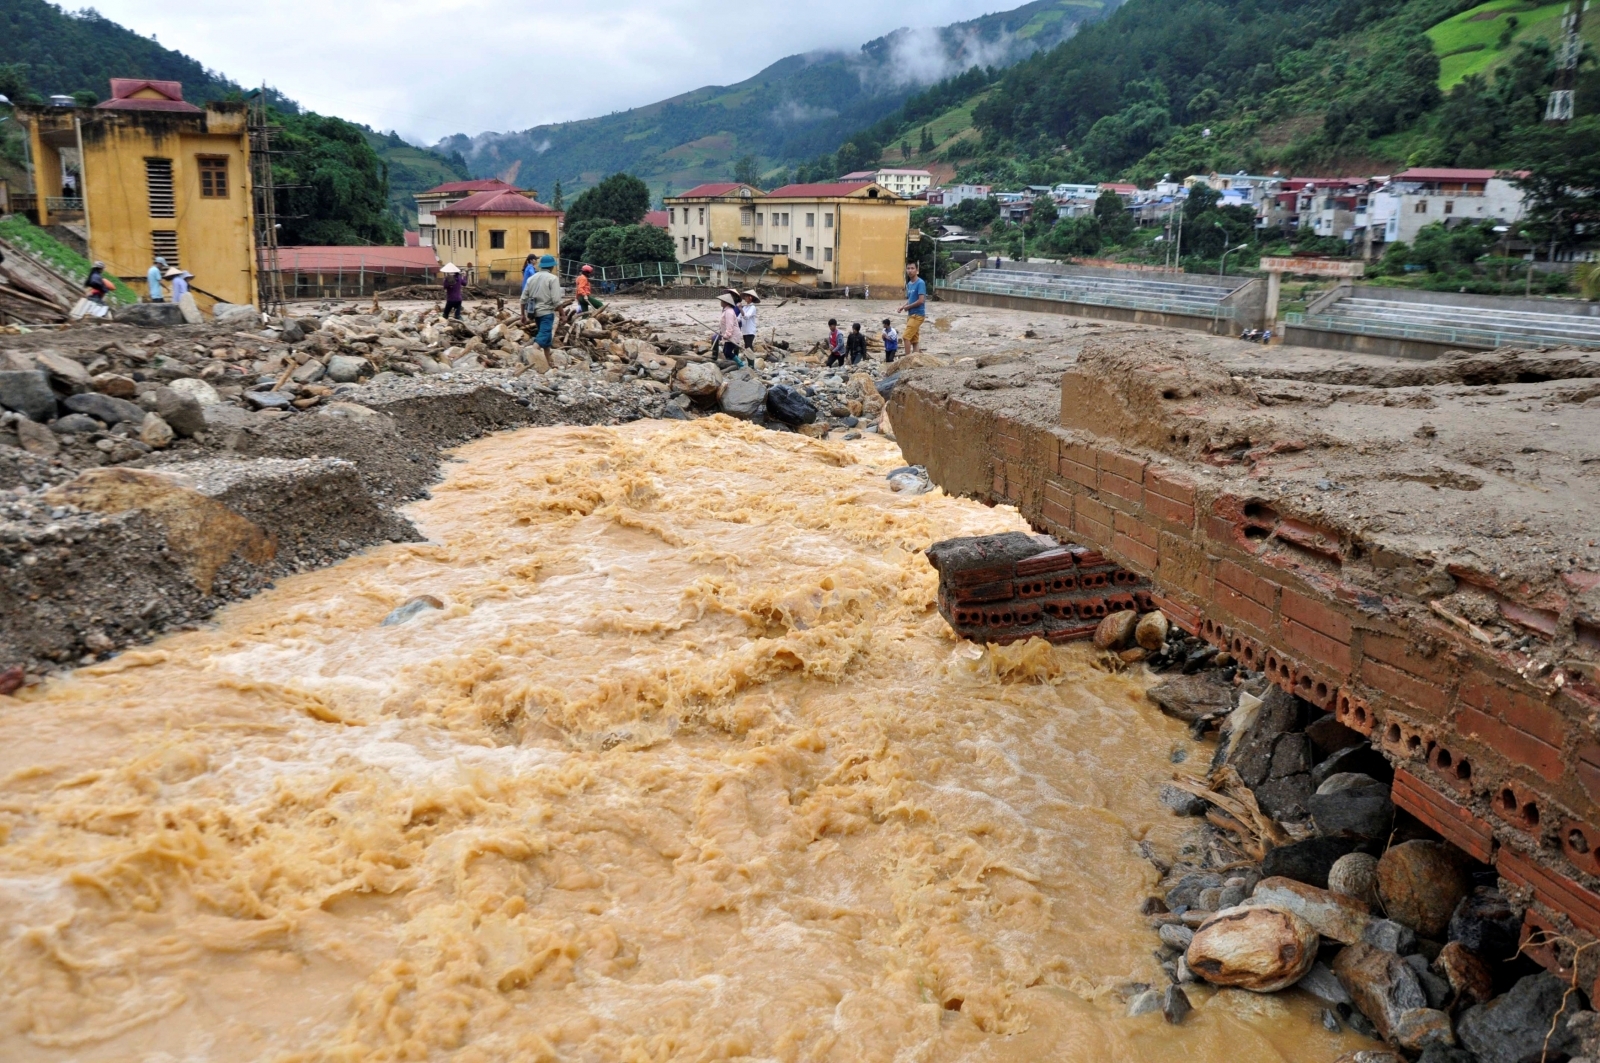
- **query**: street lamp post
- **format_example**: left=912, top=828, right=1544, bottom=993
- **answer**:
left=1219, top=242, right=1249, bottom=277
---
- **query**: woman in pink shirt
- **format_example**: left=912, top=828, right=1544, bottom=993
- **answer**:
left=718, top=292, right=743, bottom=365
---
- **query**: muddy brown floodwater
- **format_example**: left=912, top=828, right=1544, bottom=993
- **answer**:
left=0, top=418, right=1372, bottom=1062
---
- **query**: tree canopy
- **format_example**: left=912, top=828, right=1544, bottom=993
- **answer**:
left=567, top=173, right=651, bottom=228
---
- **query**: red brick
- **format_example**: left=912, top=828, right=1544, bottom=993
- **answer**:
left=997, top=433, right=1024, bottom=460
left=1041, top=500, right=1071, bottom=531
left=1459, top=674, right=1567, bottom=749
left=1361, top=631, right=1455, bottom=685
left=1579, top=742, right=1600, bottom=808
left=992, top=470, right=1007, bottom=498
left=1113, top=512, right=1157, bottom=549
left=1392, top=768, right=1495, bottom=862
left=1145, top=491, right=1195, bottom=528
left=1284, top=618, right=1354, bottom=673
left=1100, top=472, right=1144, bottom=503
left=1455, top=706, right=1564, bottom=781
left=1499, top=848, right=1600, bottom=938
left=1114, top=532, right=1158, bottom=570
left=1361, top=659, right=1451, bottom=719
left=1059, top=443, right=1097, bottom=488
left=1203, top=512, right=1236, bottom=547
left=1215, top=585, right=1274, bottom=634
left=1098, top=450, right=1147, bottom=484
left=1146, top=468, right=1197, bottom=507
left=1281, top=588, right=1353, bottom=643
left=1074, top=495, right=1111, bottom=547
left=1151, top=594, right=1201, bottom=634
left=1217, top=561, right=1278, bottom=608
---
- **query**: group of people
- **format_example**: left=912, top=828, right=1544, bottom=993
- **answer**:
left=823, top=260, right=928, bottom=367
left=78, top=255, right=194, bottom=317
left=715, top=289, right=762, bottom=366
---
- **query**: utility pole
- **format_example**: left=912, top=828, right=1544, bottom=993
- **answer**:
left=1546, top=0, right=1586, bottom=122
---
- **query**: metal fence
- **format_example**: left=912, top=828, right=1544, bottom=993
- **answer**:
left=1284, top=311, right=1600, bottom=350
left=940, top=273, right=1237, bottom=320
left=263, top=266, right=439, bottom=300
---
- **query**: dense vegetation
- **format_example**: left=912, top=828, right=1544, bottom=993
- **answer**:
left=270, top=111, right=404, bottom=246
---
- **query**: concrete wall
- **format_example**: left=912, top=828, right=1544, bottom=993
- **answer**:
left=1282, top=323, right=1473, bottom=361
left=1345, top=284, right=1600, bottom=319
left=940, top=286, right=1239, bottom=335
left=891, top=378, right=1600, bottom=989
left=74, top=106, right=255, bottom=306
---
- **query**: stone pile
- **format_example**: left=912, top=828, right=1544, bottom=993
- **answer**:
left=1138, top=660, right=1595, bottom=1060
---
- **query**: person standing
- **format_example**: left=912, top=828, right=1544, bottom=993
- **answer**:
left=522, top=255, right=564, bottom=353
left=824, top=318, right=845, bottom=367
left=738, top=289, right=760, bottom=353
left=716, top=292, right=743, bottom=365
left=440, top=263, right=465, bottom=320
left=163, top=266, right=191, bottom=301
left=82, top=261, right=116, bottom=317
left=522, top=254, right=537, bottom=287
left=575, top=264, right=605, bottom=316
left=881, top=318, right=899, bottom=363
left=146, top=256, right=168, bottom=302
left=897, top=261, right=928, bottom=354
left=846, top=322, right=868, bottom=365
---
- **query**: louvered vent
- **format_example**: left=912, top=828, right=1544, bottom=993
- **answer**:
left=145, top=158, right=175, bottom=218
left=150, top=230, right=180, bottom=266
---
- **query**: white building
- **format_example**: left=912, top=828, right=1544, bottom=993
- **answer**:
left=1367, top=168, right=1529, bottom=247
left=840, top=168, right=933, bottom=198
left=927, top=183, right=992, bottom=208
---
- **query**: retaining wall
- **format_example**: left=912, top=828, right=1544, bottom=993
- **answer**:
left=893, top=377, right=1600, bottom=990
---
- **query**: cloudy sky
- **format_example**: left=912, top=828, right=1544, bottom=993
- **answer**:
left=84, top=1, right=1017, bottom=145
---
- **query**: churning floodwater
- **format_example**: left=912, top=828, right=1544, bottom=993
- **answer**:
left=0, top=418, right=1369, bottom=1061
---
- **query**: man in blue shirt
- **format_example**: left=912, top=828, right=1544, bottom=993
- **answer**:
left=146, top=256, right=168, bottom=302
left=897, top=261, right=928, bottom=354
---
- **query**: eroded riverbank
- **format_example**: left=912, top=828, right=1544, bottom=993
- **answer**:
left=0, top=418, right=1367, bottom=1061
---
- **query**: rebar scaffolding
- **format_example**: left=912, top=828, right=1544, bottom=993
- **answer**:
left=248, top=94, right=287, bottom=314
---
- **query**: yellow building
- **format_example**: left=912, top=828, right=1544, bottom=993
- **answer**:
left=20, top=79, right=257, bottom=306
left=757, top=182, right=911, bottom=288
left=663, top=183, right=762, bottom=262
left=433, top=189, right=562, bottom=282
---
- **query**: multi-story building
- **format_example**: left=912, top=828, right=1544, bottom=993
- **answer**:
left=926, top=183, right=991, bottom=208
left=756, top=181, right=912, bottom=287
left=841, top=168, right=933, bottom=198
left=414, top=178, right=526, bottom=248
left=19, top=78, right=257, bottom=306
left=663, top=183, right=763, bottom=261
left=1367, top=168, right=1529, bottom=247
left=432, top=189, right=561, bottom=281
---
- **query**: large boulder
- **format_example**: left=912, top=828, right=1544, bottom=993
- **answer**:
left=1244, top=876, right=1374, bottom=944
left=1185, top=906, right=1319, bottom=992
left=1214, top=686, right=1313, bottom=819
left=153, top=387, right=206, bottom=438
left=1147, top=670, right=1235, bottom=723
left=168, top=377, right=223, bottom=407
left=65, top=391, right=146, bottom=426
left=1328, top=852, right=1382, bottom=907
left=766, top=383, right=818, bottom=426
left=718, top=370, right=768, bottom=420
left=1457, top=972, right=1582, bottom=1063
left=1378, top=841, right=1469, bottom=939
left=1310, top=772, right=1394, bottom=840
left=674, top=361, right=725, bottom=400
left=113, top=302, right=186, bottom=327
left=324, top=355, right=372, bottom=384
left=1333, top=942, right=1455, bottom=1053
left=0, top=369, right=58, bottom=422
left=212, top=303, right=262, bottom=327
left=1261, top=835, right=1367, bottom=890
left=1449, top=887, right=1523, bottom=962
left=33, top=350, right=92, bottom=391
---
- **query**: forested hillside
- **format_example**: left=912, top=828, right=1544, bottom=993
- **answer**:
left=436, top=0, right=1120, bottom=198
left=0, top=0, right=463, bottom=242
left=816, top=0, right=1600, bottom=190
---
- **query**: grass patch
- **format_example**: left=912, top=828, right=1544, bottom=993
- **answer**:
left=1428, top=0, right=1571, bottom=88
left=0, top=215, right=135, bottom=303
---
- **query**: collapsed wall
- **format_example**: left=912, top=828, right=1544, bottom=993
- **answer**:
left=891, top=336, right=1600, bottom=990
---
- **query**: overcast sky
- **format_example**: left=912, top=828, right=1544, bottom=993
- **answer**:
left=83, top=1, right=1016, bottom=145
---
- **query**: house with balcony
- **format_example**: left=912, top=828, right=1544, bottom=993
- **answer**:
left=1365, top=168, right=1529, bottom=248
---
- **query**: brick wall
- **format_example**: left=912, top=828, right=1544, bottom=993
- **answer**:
left=894, top=385, right=1600, bottom=988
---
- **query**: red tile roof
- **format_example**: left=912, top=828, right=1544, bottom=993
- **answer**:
left=274, top=246, right=440, bottom=272
left=763, top=181, right=881, bottom=198
left=419, top=178, right=522, bottom=197
left=839, top=171, right=876, bottom=180
left=435, top=190, right=560, bottom=216
left=675, top=182, right=749, bottom=199
left=1395, top=168, right=1499, bottom=182
left=404, top=231, right=420, bottom=246
left=642, top=210, right=669, bottom=230
left=97, top=78, right=201, bottom=113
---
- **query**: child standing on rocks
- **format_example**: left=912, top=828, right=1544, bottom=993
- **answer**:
left=846, top=322, right=868, bottom=365
left=825, top=319, right=846, bottom=367
left=881, top=318, right=899, bottom=363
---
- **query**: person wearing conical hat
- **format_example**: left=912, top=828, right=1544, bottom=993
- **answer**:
left=717, top=292, right=744, bottom=366
left=738, top=289, right=759, bottom=355
left=439, top=262, right=465, bottom=320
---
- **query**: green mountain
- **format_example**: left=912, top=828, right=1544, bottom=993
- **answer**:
left=435, top=0, right=1121, bottom=197
left=0, top=0, right=465, bottom=239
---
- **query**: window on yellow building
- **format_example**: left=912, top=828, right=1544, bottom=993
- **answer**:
left=489, top=230, right=506, bottom=249
left=198, top=157, right=228, bottom=198
left=530, top=231, right=550, bottom=248
left=150, top=230, right=180, bottom=266
left=741, top=209, right=753, bottom=225
left=145, top=158, right=175, bottom=218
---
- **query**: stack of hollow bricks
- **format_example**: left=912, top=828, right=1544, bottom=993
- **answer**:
left=981, top=408, right=1600, bottom=988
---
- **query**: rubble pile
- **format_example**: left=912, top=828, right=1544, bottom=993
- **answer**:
left=1130, top=644, right=1592, bottom=1063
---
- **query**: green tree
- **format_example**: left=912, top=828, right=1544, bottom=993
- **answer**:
left=620, top=223, right=676, bottom=263
left=581, top=226, right=628, bottom=267
left=563, top=217, right=617, bottom=262
left=273, top=110, right=403, bottom=246
left=732, top=154, right=760, bottom=187
left=1511, top=116, right=1600, bottom=255
left=900, top=141, right=911, bottom=160
left=69, top=89, right=97, bottom=106
left=567, top=173, right=650, bottom=226
left=948, top=195, right=1000, bottom=229
left=920, top=125, right=935, bottom=153
left=1045, top=215, right=1103, bottom=256
left=1497, top=15, right=1519, bottom=50
left=1093, top=189, right=1134, bottom=243
left=551, top=179, right=563, bottom=211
